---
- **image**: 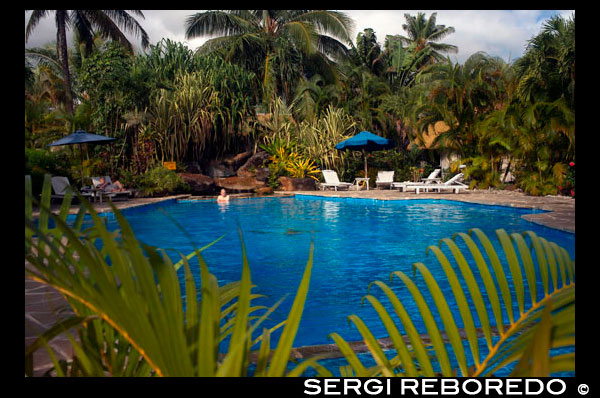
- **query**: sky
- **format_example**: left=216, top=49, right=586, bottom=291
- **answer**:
left=24, top=10, right=574, bottom=64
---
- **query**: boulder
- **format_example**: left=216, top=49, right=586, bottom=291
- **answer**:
left=254, top=167, right=270, bottom=182
left=182, top=161, right=203, bottom=174
left=214, top=176, right=265, bottom=192
left=254, top=186, right=274, bottom=196
left=207, top=159, right=236, bottom=178
left=278, top=176, right=316, bottom=191
left=177, top=173, right=215, bottom=194
left=223, top=151, right=252, bottom=168
left=237, top=151, right=270, bottom=178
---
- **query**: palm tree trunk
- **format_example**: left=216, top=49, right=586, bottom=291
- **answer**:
left=56, top=10, right=74, bottom=114
left=503, top=158, right=512, bottom=183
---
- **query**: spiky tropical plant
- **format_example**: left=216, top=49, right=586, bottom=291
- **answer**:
left=25, top=174, right=321, bottom=376
left=328, top=228, right=574, bottom=377
left=25, top=10, right=149, bottom=113
left=145, top=62, right=256, bottom=163
left=295, top=105, right=356, bottom=172
left=285, top=156, right=321, bottom=181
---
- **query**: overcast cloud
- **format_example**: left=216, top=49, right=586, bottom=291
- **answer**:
left=25, top=10, right=574, bottom=64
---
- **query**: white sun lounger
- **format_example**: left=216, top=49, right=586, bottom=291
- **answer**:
left=392, top=168, right=441, bottom=191
left=320, top=170, right=353, bottom=191
left=375, top=171, right=395, bottom=189
left=409, top=173, right=468, bottom=194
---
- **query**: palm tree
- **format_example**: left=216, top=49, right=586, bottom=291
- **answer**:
left=291, top=74, right=341, bottom=121
left=25, top=10, right=150, bottom=114
left=514, top=13, right=575, bottom=107
left=410, top=53, right=510, bottom=157
left=391, top=12, right=457, bottom=67
left=184, top=10, right=354, bottom=103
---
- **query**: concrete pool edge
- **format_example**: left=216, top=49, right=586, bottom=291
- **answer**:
left=31, top=194, right=193, bottom=218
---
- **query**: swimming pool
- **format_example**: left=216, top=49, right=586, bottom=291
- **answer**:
left=79, top=196, right=575, bottom=369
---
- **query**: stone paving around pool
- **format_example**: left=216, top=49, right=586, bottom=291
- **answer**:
left=25, top=189, right=574, bottom=376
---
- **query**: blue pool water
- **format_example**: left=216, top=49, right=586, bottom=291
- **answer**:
left=74, top=196, right=574, bottom=373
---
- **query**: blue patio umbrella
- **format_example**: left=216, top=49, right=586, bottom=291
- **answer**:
left=335, top=131, right=394, bottom=178
left=48, top=130, right=116, bottom=184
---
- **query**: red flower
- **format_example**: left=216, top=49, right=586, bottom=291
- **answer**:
left=558, top=185, right=562, bottom=190
left=368, top=154, right=371, bottom=158
left=571, top=190, right=575, bottom=196
left=569, top=162, right=575, bottom=167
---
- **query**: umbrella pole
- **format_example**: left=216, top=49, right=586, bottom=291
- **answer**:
left=80, top=144, right=84, bottom=187
left=363, top=149, right=368, bottom=178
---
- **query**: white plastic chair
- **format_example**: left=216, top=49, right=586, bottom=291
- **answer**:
left=375, top=171, right=395, bottom=189
left=320, top=170, right=353, bottom=191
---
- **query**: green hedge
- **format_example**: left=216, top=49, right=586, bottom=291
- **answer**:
left=25, top=148, right=74, bottom=196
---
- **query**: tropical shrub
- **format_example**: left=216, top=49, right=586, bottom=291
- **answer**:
left=25, top=148, right=74, bottom=195
left=263, top=144, right=298, bottom=189
left=25, top=174, right=320, bottom=376
left=136, top=166, right=190, bottom=197
left=256, top=97, right=297, bottom=149
left=562, top=161, right=575, bottom=197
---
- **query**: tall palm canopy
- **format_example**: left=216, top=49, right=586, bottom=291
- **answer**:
left=394, top=12, right=457, bottom=63
left=25, top=10, right=150, bottom=113
left=184, top=10, right=355, bottom=101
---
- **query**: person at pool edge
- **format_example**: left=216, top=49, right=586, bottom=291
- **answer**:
left=217, top=188, right=230, bottom=202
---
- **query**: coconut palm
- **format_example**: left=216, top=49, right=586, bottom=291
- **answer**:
left=392, top=12, right=457, bottom=67
left=25, top=10, right=149, bottom=113
left=291, top=74, right=341, bottom=121
left=514, top=13, right=575, bottom=107
left=184, top=10, right=354, bottom=103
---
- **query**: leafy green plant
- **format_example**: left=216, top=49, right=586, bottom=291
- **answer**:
left=25, top=174, right=322, bottom=376
left=25, top=148, right=74, bottom=195
left=136, top=166, right=190, bottom=197
left=328, top=228, right=574, bottom=377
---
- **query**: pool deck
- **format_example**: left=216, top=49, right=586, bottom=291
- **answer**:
left=25, top=189, right=574, bottom=375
